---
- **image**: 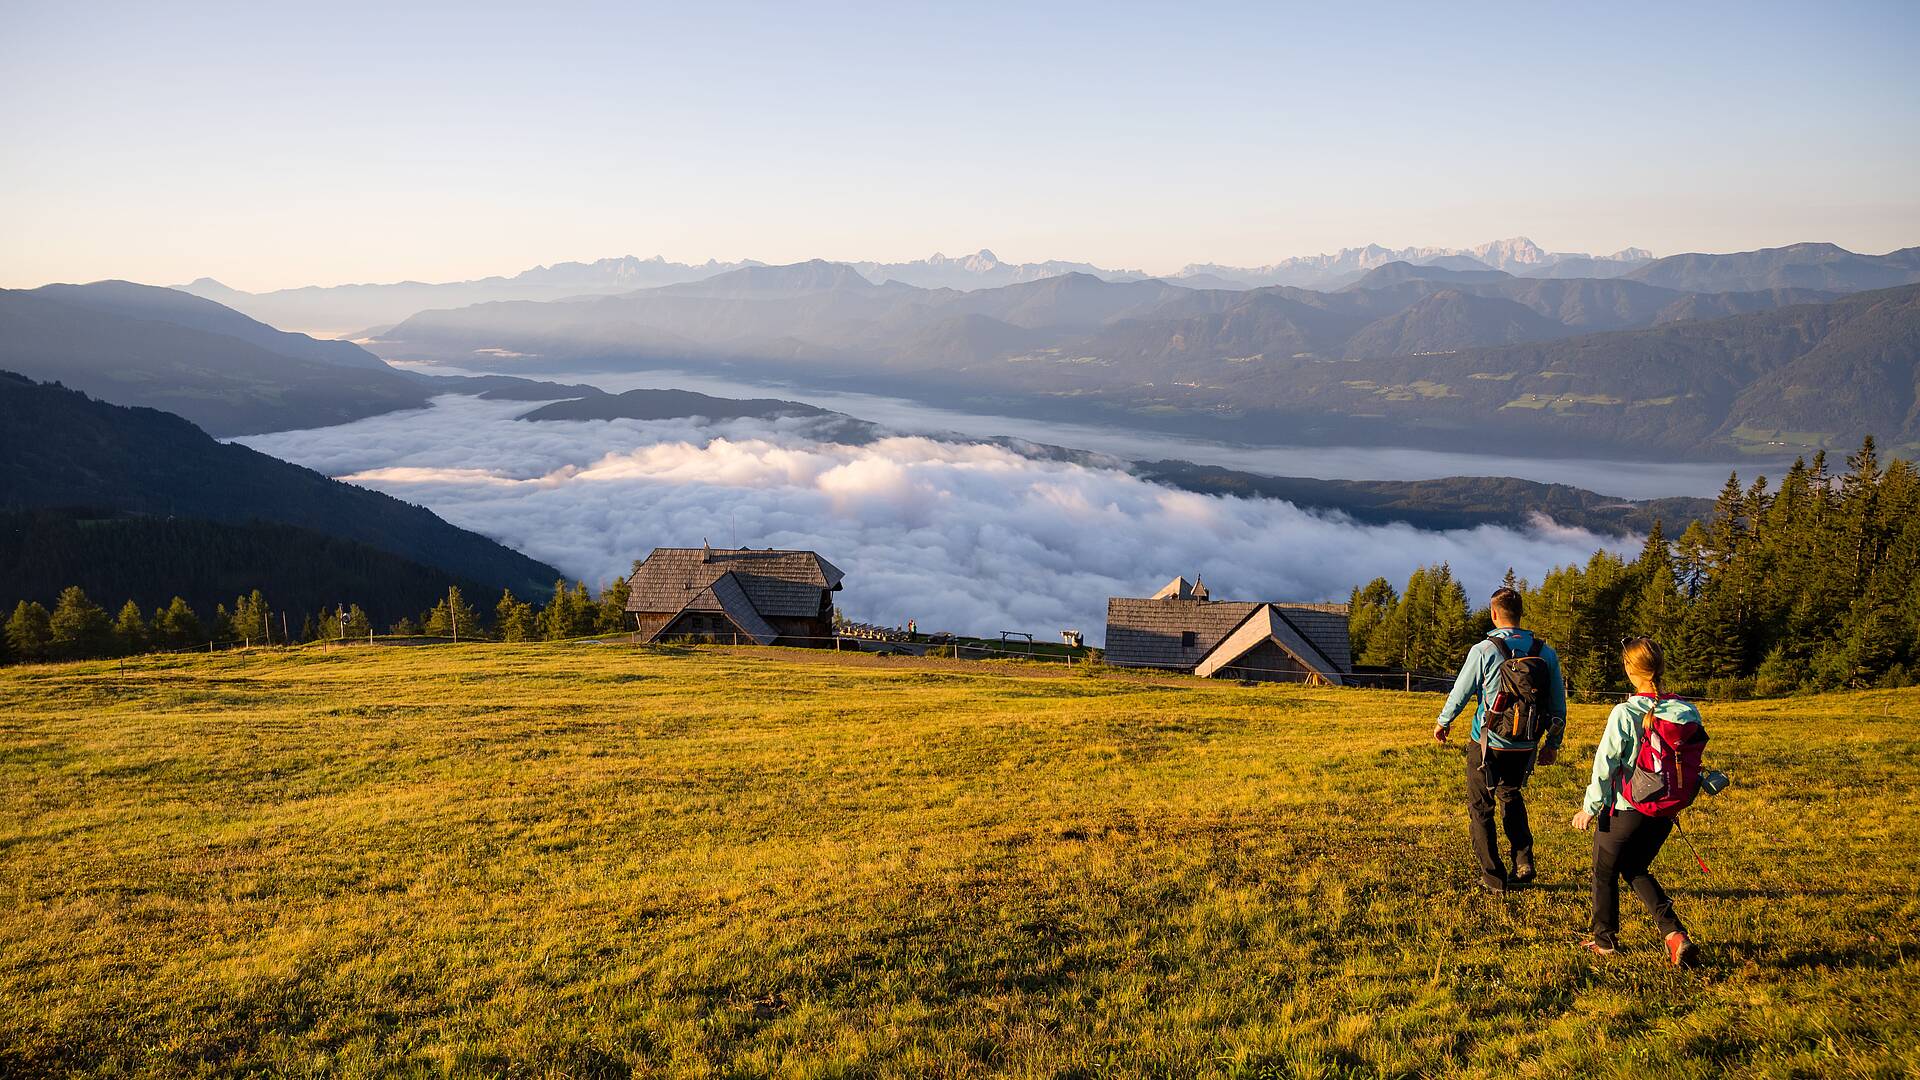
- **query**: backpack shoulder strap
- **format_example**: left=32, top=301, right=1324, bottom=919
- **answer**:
left=1526, top=637, right=1544, bottom=659
left=1487, top=635, right=1512, bottom=661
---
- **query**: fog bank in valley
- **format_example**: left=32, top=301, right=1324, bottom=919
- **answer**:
left=239, top=396, right=1627, bottom=640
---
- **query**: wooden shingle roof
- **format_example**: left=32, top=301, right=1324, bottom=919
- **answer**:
left=1194, top=605, right=1346, bottom=684
left=675, top=572, right=781, bottom=645
left=626, top=547, right=844, bottom=618
left=1105, top=595, right=1350, bottom=675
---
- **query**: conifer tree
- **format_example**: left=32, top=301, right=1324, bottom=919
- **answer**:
left=571, top=581, right=595, bottom=632
left=1347, top=578, right=1398, bottom=662
left=538, top=579, right=573, bottom=640
left=230, top=591, right=270, bottom=646
left=49, top=587, right=112, bottom=659
left=209, top=604, right=234, bottom=644
left=539, top=580, right=596, bottom=640
left=423, top=587, right=481, bottom=639
left=1630, top=520, right=1684, bottom=644
left=495, top=589, right=536, bottom=642
left=6, top=601, right=52, bottom=662
left=152, top=597, right=202, bottom=648
left=111, top=600, right=149, bottom=655
left=596, top=576, right=632, bottom=634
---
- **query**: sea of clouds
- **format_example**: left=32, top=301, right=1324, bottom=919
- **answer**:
left=239, top=395, right=1626, bottom=641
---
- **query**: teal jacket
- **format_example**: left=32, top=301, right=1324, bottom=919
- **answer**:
left=1581, top=695, right=1704, bottom=815
left=1436, top=628, right=1567, bottom=751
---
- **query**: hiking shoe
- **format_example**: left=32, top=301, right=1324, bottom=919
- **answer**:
left=1579, top=939, right=1618, bottom=957
left=1478, top=875, right=1509, bottom=896
left=1665, top=932, right=1699, bottom=968
left=1511, top=860, right=1536, bottom=884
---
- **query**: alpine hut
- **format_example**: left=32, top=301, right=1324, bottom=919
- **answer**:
left=1103, top=575, right=1351, bottom=684
left=625, top=545, right=844, bottom=646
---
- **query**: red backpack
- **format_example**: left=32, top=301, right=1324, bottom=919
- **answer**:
left=1616, top=696, right=1708, bottom=818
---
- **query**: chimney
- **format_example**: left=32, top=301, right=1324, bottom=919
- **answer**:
left=1192, top=574, right=1209, bottom=601
left=702, top=539, right=712, bottom=563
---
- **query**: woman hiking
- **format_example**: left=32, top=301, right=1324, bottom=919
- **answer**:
left=1571, top=637, right=1702, bottom=966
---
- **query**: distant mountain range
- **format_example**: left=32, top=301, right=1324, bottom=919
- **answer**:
left=177, top=255, right=767, bottom=334
left=0, top=372, right=561, bottom=621
left=849, top=249, right=1150, bottom=291
left=17, top=236, right=1918, bottom=463
left=0, top=281, right=432, bottom=435
left=1172, top=237, right=1658, bottom=290
left=175, top=237, right=1667, bottom=333
left=1624, top=242, right=1920, bottom=293
left=365, top=249, right=1919, bottom=457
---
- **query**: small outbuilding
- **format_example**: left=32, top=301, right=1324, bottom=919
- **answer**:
left=1103, top=575, right=1351, bottom=684
left=625, top=545, right=844, bottom=646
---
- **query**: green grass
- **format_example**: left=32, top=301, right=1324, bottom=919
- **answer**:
left=2, top=645, right=1916, bottom=1078
left=1727, top=424, right=1840, bottom=454
left=1499, top=393, right=1625, bottom=412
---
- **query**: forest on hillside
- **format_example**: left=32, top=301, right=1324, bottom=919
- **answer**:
left=2, top=574, right=641, bottom=665
left=1352, top=436, right=1920, bottom=697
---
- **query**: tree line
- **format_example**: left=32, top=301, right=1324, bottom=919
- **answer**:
left=1350, top=437, right=1920, bottom=697
left=3, top=572, right=641, bottom=665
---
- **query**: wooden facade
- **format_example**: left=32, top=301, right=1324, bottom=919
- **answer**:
left=625, top=546, right=843, bottom=647
left=1104, top=576, right=1350, bottom=684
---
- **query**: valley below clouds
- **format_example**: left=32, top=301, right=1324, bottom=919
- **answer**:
left=239, top=394, right=1626, bottom=640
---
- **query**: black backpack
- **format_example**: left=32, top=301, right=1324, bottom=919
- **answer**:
left=1484, top=635, right=1554, bottom=742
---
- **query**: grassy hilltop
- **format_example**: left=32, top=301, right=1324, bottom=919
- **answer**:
left=1, top=645, right=1916, bottom=1078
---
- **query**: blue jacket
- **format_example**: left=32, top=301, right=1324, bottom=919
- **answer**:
left=1582, top=695, right=1703, bottom=814
left=1436, top=628, right=1568, bottom=751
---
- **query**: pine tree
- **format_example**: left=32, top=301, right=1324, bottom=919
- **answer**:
left=49, top=587, right=112, bottom=659
left=230, top=590, right=270, bottom=646
left=209, top=604, right=234, bottom=644
left=596, top=576, right=632, bottom=634
left=152, top=597, right=202, bottom=649
left=6, top=601, right=52, bottom=662
left=539, top=580, right=596, bottom=640
left=1839, top=435, right=1884, bottom=593
left=422, top=587, right=481, bottom=639
left=111, top=600, right=149, bottom=655
left=342, top=604, right=372, bottom=640
left=1630, top=520, right=1684, bottom=645
left=495, top=589, right=536, bottom=642
left=1347, top=578, right=1398, bottom=662
left=571, top=581, right=595, bottom=634
left=538, top=579, right=572, bottom=640
left=1418, top=564, right=1473, bottom=676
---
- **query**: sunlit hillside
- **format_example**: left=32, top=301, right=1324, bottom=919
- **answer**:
left=2, top=645, right=1915, bottom=1077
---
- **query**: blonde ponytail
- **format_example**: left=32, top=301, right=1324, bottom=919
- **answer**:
left=1622, top=637, right=1666, bottom=729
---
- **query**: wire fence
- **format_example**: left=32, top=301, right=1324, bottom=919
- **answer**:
left=48, top=628, right=1716, bottom=705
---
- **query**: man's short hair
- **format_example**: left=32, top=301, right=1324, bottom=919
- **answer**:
left=1490, top=587, right=1524, bottom=622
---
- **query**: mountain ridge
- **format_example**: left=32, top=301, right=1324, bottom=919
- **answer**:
left=0, top=371, right=562, bottom=604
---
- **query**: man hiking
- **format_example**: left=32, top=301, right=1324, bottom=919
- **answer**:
left=1434, top=587, right=1567, bottom=893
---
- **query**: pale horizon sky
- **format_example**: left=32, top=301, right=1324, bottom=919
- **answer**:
left=3, top=0, right=1917, bottom=291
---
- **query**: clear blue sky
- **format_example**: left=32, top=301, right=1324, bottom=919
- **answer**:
left=2, top=0, right=1915, bottom=290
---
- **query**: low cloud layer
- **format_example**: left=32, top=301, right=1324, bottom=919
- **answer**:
left=240, top=396, right=1625, bottom=641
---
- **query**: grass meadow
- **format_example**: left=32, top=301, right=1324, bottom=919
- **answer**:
left=1, top=644, right=1915, bottom=1078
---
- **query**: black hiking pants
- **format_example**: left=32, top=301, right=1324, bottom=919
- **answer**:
left=1465, top=741, right=1533, bottom=887
left=1590, top=808, right=1685, bottom=948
